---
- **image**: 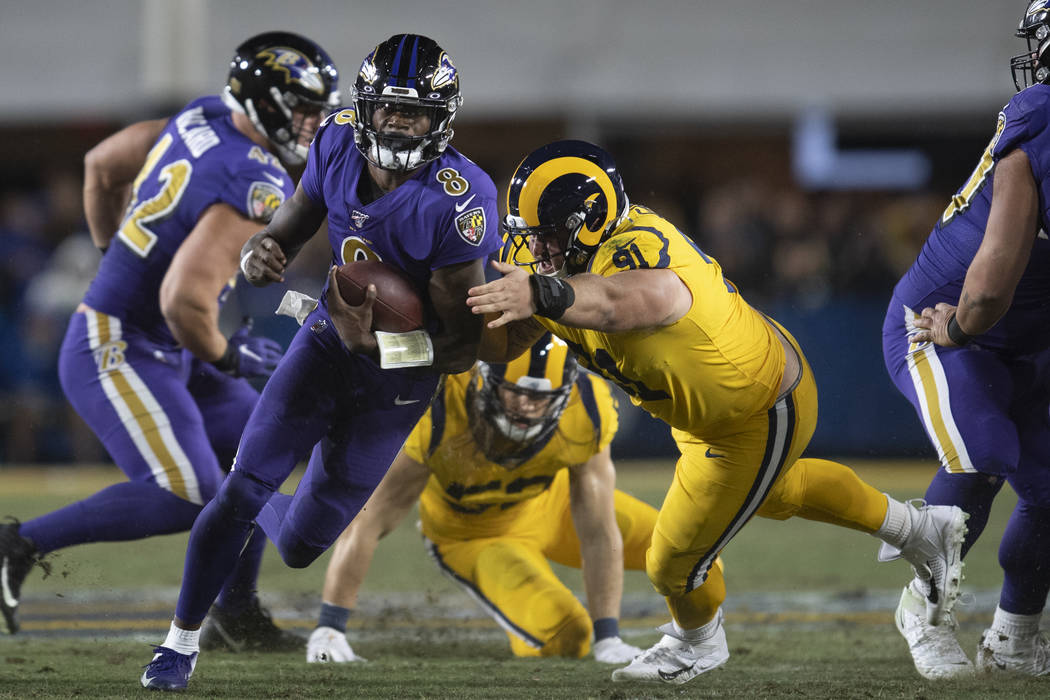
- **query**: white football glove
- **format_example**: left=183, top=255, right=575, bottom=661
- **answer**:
left=592, top=636, right=643, bottom=664
left=306, top=626, right=367, bottom=663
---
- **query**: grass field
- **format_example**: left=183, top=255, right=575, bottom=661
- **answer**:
left=0, top=459, right=1045, bottom=698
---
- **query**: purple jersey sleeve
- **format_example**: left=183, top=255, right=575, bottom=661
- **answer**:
left=994, top=85, right=1050, bottom=178
left=301, top=109, right=351, bottom=206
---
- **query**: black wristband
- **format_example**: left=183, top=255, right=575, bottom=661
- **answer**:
left=946, top=314, right=974, bottom=347
left=212, top=343, right=238, bottom=373
left=98, top=245, right=108, bottom=255
left=529, top=274, right=576, bottom=320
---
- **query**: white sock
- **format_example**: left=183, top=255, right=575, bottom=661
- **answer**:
left=673, top=609, right=722, bottom=643
left=876, top=495, right=912, bottom=549
left=162, top=622, right=201, bottom=655
left=991, top=606, right=1041, bottom=639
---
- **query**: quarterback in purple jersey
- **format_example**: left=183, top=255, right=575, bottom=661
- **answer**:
left=0, top=32, right=338, bottom=651
left=883, top=1, right=1050, bottom=679
left=142, top=34, right=501, bottom=691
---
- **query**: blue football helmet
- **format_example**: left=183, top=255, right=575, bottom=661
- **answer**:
left=1012, top=1, right=1050, bottom=90
left=224, top=31, right=340, bottom=166
left=502, top=140, right=629, bottom=276
left=351, top=34, right=462, bottom=172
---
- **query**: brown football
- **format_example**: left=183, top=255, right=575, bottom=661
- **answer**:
left=334, top=260, right=425, bottom=333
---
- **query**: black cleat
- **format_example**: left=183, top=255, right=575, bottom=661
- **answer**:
left=200, top=597, right=304, bottom=652
left=0, top=519, right=47, bottom=635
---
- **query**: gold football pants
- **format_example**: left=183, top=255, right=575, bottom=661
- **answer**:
left=423, top=469, right=658, bottom=657
left=645, top=325, right=889, bottom=629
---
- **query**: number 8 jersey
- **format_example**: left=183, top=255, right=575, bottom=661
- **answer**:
left=83, top=95, right=293, bottom=346
left=537, top=204, right=786, bottom=439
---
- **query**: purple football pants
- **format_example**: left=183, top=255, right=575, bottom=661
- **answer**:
left=884, top=297, right=1050, bottom=614
left=175, top=307, right=438, bottom=624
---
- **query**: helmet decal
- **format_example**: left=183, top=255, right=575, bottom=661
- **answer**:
left=256, top=47, right=325, bottom=94
left=431, top=52, right=458, bottom=90
left=359, top=46, right=379, bottom=85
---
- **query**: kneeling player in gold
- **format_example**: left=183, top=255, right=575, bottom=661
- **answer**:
left=305, top=334, right=661, bottom=664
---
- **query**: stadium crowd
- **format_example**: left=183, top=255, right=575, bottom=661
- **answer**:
left=0, top=164, right=946, bottom=464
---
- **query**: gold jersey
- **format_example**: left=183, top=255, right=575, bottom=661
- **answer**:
left=403, top=369, right=619, bottom=540
left=539, top=204, right=785, bottom=439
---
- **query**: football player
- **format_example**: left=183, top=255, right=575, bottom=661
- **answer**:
left=0, top=32, right=338, bottom=651
left=882, top=0, right=1050, bottom=678
left=141, top=34, right=502, bottom=691
left=466, top=140, right=967, bottom=685
left=305, top=334, right=661, bottom=665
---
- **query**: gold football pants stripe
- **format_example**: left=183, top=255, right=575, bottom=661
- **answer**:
left=84, top=310, right=200, bottom=503
left=902, top=307, right=974, bottom=474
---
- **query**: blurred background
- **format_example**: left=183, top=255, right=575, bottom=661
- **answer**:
left=0, top=0, right=1024, bottom=464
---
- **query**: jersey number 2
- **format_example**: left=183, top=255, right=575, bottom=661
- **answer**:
left=118, top=133, right=193, bottom=258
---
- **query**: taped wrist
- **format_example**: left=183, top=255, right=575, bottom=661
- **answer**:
left=212, top=343, right=238, bottom=373
left=529, top=274, right=575, bottom=320
left=947, top=314, right=974, bottom=347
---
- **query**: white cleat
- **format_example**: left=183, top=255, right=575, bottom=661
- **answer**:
left=879, top=502, right=967, bottom=626
left=977, top=627, right=1050, bottom=676
left=895, top=584, right=973, bottom=679
left=306, top=626, right=367, bottom=663
left=611, top=609, right=729, bottom=684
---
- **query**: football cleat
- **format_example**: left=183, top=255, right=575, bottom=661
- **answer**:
left=140, top=645, right=197, bottom=691
left=977, top=627, right=1050, bottom=676
left=894, top=584, right=974, bottom=679
left=0, top=519, right=47, bottom=635
left=878, top=502, right=967, bottom=626
left=306, top=626, right=367, bottom=663
left=200, top=598, right=304, bottom=652
left=611, top=609, right=729, bottom=684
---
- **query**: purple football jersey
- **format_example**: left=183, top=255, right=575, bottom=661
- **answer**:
left=300, top=109, right=501, bottom=322
left=893, top=84, right=1050, bottom=353
left=82, top=95, right=294, bottom=346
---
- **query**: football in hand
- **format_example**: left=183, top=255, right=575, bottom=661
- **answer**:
left=333, top=260, right=424, bottom=333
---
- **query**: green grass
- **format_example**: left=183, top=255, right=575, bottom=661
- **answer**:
left=0, top=459, right=1036, bottom=698
left=3, top=627, right=1047, bottom=699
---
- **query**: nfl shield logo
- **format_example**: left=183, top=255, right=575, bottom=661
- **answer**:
left=350, top=209, right=370, bottom=229
left=455, top=207, right=486, bottom=246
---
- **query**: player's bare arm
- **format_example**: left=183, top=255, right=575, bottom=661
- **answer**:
left=477, top=315, right=546, bottom=363
left=320, top=449, right=431, bottom=610
left=468, top=260, right=692, bottom=333
left=912, top=149, right=1039, bottom=346
left=428, top=258, right=490, bottom=373
left=82, top=118, right=168, bottom=251
left=568, top=447, right=624, bottom=624
left=241, top=184, right=327, bottom=287
left=160, top=203, right=262, bottom=362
